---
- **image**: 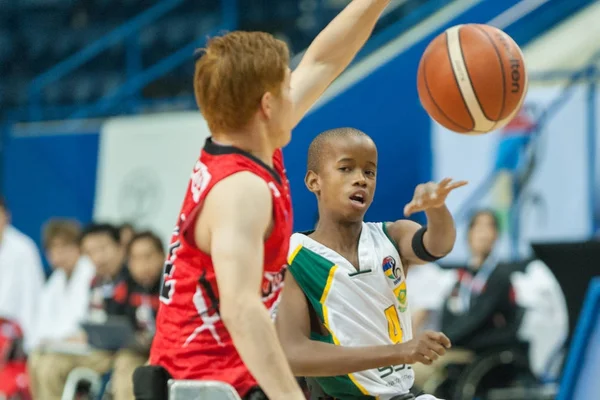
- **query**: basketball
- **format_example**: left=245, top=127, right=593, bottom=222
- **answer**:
left=417, top=24, right=528, bottom=134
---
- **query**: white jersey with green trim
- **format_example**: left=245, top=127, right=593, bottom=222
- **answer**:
left=287, top=222, right=415, bottom=399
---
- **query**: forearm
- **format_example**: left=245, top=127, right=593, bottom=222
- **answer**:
left=423, top=205, right=456, bottom=257
left=286, top=339, right=400, bottom=377
left=304, top=0, right=389, bottom=68
left=224, top=301, right=303, bottom=400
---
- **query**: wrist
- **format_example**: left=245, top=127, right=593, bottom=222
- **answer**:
left=392, top=342, right=411, bottom=364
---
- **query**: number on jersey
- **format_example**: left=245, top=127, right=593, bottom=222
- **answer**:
left=160, top=239, right=182, bottom=304
left=384, top=305, right=403, bottom=343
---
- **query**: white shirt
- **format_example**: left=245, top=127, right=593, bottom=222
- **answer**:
left=406, top=263, right=457, bottom=332
left=29, top=256, right=96, bottom=350
left=0, top=225, right=45, bottom=351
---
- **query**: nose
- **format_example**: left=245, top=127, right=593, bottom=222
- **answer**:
left=352, top=170, right=367, bottom=187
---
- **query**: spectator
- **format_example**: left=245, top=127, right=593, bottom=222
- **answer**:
left=27, top=219, right=95, bottom=399
left=35, top=224, right=162, bottom=400
left=0, top=196, right=44, bottom=352
left=35, top=223, right=127, bottom=400
left=413, top=209, right=522, bottom=391
left=109, top=231, right=164, bottom=400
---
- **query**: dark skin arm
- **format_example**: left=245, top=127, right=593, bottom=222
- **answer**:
left=386, top=178, right=467, bottom=270
left=276, top=272, right=450, bottom=377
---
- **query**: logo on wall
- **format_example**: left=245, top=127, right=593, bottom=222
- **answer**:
left=118, top=168, right=163, bottom=225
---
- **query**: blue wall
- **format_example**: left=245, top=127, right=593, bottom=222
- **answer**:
left=2, top=131, right=100, bottom=271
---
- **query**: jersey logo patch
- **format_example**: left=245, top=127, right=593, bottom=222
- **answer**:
left=383, top=256, right=408, bottom=312
left=383, top=256, right=402, bottom=284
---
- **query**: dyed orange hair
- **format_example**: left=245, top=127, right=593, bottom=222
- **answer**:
left=194, top=31, right=290, bottom=134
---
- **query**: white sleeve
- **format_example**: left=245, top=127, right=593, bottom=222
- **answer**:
left=71, top=258, right=95, bottom=326
left=18, top=244, right=45, bottom=352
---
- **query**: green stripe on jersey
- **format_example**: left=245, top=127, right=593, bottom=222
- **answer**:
left=289, top=246, right=376, bottom=400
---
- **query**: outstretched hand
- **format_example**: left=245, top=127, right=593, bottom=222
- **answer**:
left=403, top=178, right=468, bottom=217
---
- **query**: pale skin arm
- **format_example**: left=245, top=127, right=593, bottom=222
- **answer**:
left=196, top=172, right=303, bottom=400
left=387, top=178, right=467, bottom=270
left=291, top=0, right=390, bottom=126
left=276, top=272, right=450, bottom=377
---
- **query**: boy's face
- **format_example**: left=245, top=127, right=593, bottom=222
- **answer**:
left=128, top=238, right=164, bottom=288
left=47, top=237, right=80, bottom=274
left=81, top=232, right=124, bottom=278
left=306, top=135, right=378, bottom=223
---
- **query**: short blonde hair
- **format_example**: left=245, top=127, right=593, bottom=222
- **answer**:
left=194, top=31, right=290, bottom=133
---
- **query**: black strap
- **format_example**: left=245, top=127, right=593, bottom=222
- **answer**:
left=411, top=226, right=442, bottom=262
left=244, top=387, right=269, bottom=400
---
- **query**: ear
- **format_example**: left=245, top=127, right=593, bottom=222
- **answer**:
left=305, top=170, right=320, bottom=194
left=260, top=91, right=273, bottom=120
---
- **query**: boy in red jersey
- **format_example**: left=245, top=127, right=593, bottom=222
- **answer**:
left=137, top=2, right=393, bottom=400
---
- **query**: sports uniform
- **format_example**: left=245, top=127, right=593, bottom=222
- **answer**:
left=288, top=222, right=416, bottom=400
left=149, top=138, right=293, bottom=397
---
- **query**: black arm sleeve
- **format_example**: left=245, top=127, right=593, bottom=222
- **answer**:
left=442, top=270, right=511, bottom=346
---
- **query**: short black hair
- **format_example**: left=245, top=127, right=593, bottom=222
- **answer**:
left=0, top=195, right=6, bottom=211
left=468, top=209, right=500, bottom=232
left=129, top=230, right=165, bottom=255
left=307, top=127, right=369, bottom=172
left=80, top=223, right=121, bottom=245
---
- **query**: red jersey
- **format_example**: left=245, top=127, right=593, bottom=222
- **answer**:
left=149, top=138, right=293, bottom=396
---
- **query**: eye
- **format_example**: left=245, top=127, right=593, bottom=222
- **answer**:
left=338, top=166, right=351, bottom=172
left=365, top=170, right=376, bottom=177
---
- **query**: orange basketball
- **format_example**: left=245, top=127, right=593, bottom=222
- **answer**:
left=417, top=24, right=528, bottom=134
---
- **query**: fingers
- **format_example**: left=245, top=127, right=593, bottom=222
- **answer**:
left=426, top=331, right=452, bottom=349
left=438, top=177, right=453, bottom=187
left=404, top=183, right=437, bottom=216
left=438, top=178, right=468, bottom=192
left=416, top=354, right=433, bottom=365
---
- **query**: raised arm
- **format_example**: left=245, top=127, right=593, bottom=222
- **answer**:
left=291, top=0, right=390, bottom=126
left=276, top=272, right=450, bottom=376
left=387, top=178, right=466, bottom=268
left=198, top=172, right=303, bottom=400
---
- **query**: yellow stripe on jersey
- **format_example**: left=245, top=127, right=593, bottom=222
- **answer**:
left=288, top=244, right=303, bottom=265
left=320, top=265, right=373, bottom=397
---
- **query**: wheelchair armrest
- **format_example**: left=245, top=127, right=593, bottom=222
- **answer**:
left=168, top=380, right=242, bottom=400
left=60, top=367, right=102, bottom=400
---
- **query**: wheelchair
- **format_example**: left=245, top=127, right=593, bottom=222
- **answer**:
left=423, top=344, right=560, bottom=400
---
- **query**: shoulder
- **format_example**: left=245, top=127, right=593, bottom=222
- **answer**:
left=288, top=232, right=310, bottom=262
left=204, top=172, right=273, bottom=227
left=5, top=226, right=39, bottom=255
left=210, top=171, right=271, bottom=201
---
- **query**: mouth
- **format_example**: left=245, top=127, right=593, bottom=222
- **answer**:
left=349, top=191, right=367, bottom=208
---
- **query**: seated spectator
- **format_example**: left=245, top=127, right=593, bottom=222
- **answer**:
left=413, top=209, right=522, bottom=390
left=110, top=231, right=164, bottom=398
left=35, top=224, right=162, bottom=400
left=27, top=219, right=96, bottom=399
left=0, top=196, right=44, bottom=352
